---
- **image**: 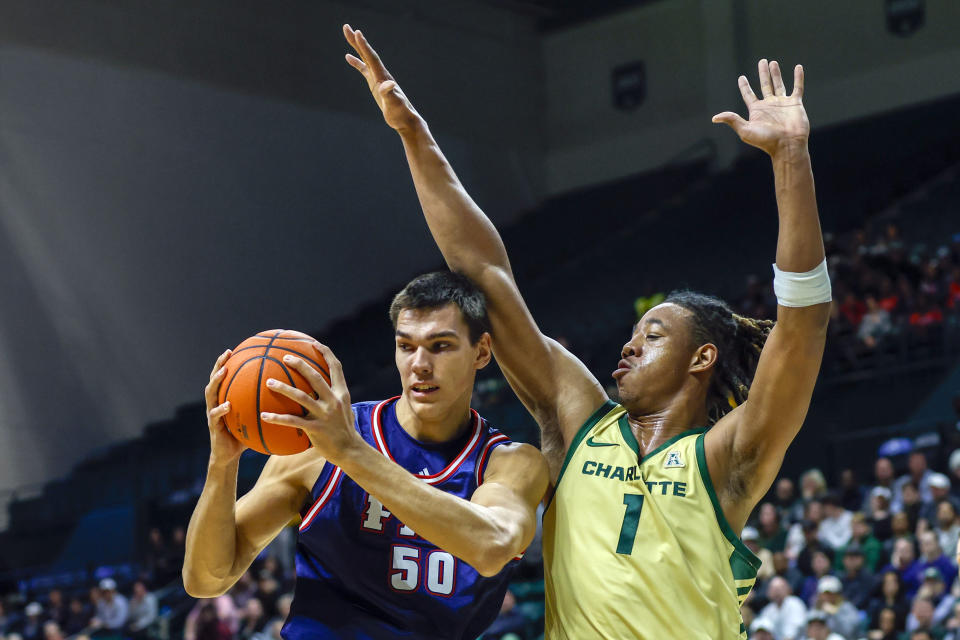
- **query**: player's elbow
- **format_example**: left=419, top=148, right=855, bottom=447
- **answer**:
left=472, top=523, right=523, bottom=578
left=182, top=567, right=230, bottom=599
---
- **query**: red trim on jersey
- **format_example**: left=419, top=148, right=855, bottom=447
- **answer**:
left=299, top=466, right=343, bottom=532
left=372, top=396, right=483, bottom=485
left=475, top=432, right=511, bottom=486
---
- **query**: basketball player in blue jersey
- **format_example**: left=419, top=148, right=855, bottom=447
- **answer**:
left=183, top=271, right=549, bottom=639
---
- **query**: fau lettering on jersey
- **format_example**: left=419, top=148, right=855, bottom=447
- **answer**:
left=282, top=397, right=517, bottom=640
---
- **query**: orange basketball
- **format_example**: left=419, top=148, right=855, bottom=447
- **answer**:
left=218, top=329, right=330, bottom=455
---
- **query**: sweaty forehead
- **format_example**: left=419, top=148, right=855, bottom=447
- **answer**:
left=395, top=303, right=468, bottom=338
left=634, top=303, right=691, bottom=332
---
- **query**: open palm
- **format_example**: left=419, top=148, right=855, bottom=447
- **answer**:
left=713, top=59, right=809, bottom=156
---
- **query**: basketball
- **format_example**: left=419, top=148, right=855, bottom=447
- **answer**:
left=218, top=329, right=331, bottom=455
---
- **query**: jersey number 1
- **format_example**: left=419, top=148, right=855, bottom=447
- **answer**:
left=617, top=493, right=644, bottom=555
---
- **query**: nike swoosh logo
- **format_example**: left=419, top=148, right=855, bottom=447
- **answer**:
left=586, top=436, right=618, bottom=448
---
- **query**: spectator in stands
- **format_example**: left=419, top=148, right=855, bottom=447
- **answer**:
left=804, top=609, right=845, bottom=640
left=835, top=512, right=884, bottom=572
left=125, top=580, right=157, bottom=640
left=902, top=483, right=925, bottom=533
left=916, top=532, right=958, bottom=590
left=920, top=474, right=960, bottom=529
left=236, top=598, right=267, bottom=640
left=750, top=617, right=775, bottom=640
left=948, top=451, right=960, bottom=503
left=254, top=573, right=280, bottom=620
left=813, top=575, right=862, bottom=640
left=480, top=590, right=526, bottom=640
left=170, top=526, right=187, bottom=572
left=904, top=597, right=946, bottom=640
left=868, top=571, right=910, bottom=632
left=229, top=573, right=257, bottom=610
left=934, top=501, right=960, bottom=560
left=775, top=478, right=804, bottom=525
left=867, top=606, right=901, bottom=640
left=759, top=577, right=807, bottom=640
left=771, top=551, right=806, bottom=598
left=195, top=603, right=232, bottom=640
left=144, top=527, right=176, bottom=588
left=909, top=294, right=944, bottom=329
left=839, top=469, right=867, bottom=513
left=759, top=503, right=789, bottom=552
left=858, top=295, right=893, bottom=350
left=63, top=597, right=92, bottom=636
left=896, top=453, right=935, bottom=510
left=44, top=590, right=66, bottom=631
left=918, top=568, right=956, bottom=628
left=185, top=597, right=239, bottom=640
left=90, top=578, right=128, bottom=637
left=802, top=470, right=829, bottom=506
left=839, top=544, right=875, bottom=610
left=41, top=622, right=64, bottom=640
left=883, top=538, right=924, bottom=597
left=265, top=594, right=292, bottom=632
left=21, top=602, right=43, bottom=640
left=869, top=459, right=898, bottom=511
left=801, top=551, right=836, bottom=608
left=820, top=494, right=854, bottom=550
left=872, top=487, right=896, bottom=541
left=943, top=601, right=960, bottom=640
left=796, top=519, right=835, bottom=577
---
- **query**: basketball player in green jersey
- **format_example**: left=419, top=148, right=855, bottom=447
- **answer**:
left=344, top=25, right=830, bottom=639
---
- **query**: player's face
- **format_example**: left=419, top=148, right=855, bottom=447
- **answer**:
left=394, top=303, right=491, bottom=420
left=613, top=303, right=702, bottom=413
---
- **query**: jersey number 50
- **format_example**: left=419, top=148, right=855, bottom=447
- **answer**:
left=390, top=546, right=456, bottom=597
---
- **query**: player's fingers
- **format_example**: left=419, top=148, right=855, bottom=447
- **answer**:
left=792, top=64, right=804, bottom=98
left=770, top=60, right=787, bottom=97
left=260, top=412, right=309, bottom=430
left=355, top=30, right=393, bottom=82
left=313, top=342, right=347, bottom=395
left=282, top=355, right=334, bottom=401
left=266, top=377, right=322, bottom=414
left=737, top=76, right=757, bottom=106
left=210, top=349, right=231, bottom=378
left=345, top=54, right=367, bottom=74
left=343, top=23, right=361, bottom=53
left=757, top=59, right=773, bottom=98
left=711, top=112, right=748, bottom=135
left=208, top=401, right=230, bottom=423
left=205, top=366, right=228, bottom=406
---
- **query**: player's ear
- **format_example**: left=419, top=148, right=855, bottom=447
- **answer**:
left=689, top=343, right=717, bottom=374
left=474, top=332, right=492, bottom=370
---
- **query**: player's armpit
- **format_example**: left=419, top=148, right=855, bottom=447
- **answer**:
left=469, top=443, right=549, bottom=572
left=704, top=305, right=829, bottom=530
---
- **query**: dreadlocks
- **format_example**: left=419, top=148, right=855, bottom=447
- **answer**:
left=663, top=290, right=774, bottom=425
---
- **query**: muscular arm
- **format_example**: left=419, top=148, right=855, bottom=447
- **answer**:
left=705, top=61, right=830, bottom=530
left=182, top=452, right=318, bottom=597
left=338, top=440, right=549, bottom=576
left=342, top=25, right=607, bottom=472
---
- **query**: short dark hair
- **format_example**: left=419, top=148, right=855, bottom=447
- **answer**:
left=389, top=271, right=491, bottom=344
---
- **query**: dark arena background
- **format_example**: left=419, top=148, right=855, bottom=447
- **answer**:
left=0, top=1, right=958, bottom=639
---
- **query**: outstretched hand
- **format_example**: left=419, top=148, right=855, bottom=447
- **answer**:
left=713, top=59, right=809, bottom=157
left=343, top=24, right=422, bottom=133
left=260, top=343, right=361, bottom=464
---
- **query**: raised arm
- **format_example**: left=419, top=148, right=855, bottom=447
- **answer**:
left=705, top=60, right=831, bottom=530
left=182, top=350, right=317, bottom=597
left=342, top=25, right=606, bottom=469
left=263, top=346, right=550, bottom=576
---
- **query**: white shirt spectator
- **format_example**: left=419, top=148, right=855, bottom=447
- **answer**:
left=818, top=510, right=852, bottom=550
left=127, top=590, right=157, bottom=632
left=96, top=593, right=129, bottom=631
left=759, top=594, right=808, bottom=640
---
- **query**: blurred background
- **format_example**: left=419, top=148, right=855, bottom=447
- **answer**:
left=0, top=0, right=958, bottom=639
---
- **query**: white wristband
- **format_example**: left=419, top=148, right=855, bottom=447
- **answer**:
left=772, top=258, right=832, bottom=308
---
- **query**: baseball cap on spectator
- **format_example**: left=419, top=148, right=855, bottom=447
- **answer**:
left=878, top=437, right=912, bottom=458
left=923, top=567, right=944, bottom=582
left=817, top=575, right=842, bottom=594
left=741, top=526, right=759, bottom=542
left=950, top=449, right=960, bottom=474
left=750, top=618, right=775, bottom=633
left=99, top=578, right=117, bottom=591
left=929, top=473, right=950, bottom=490
left=806, top=609, right=829, bottom=624
left=25, top=602, right=42, bottom=617
left=870, top=486, right=892, bottom=500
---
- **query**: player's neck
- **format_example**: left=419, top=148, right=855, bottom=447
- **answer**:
left=625, top=393, right=709, bottom=456
left=394, top=393, right=473, bottom=444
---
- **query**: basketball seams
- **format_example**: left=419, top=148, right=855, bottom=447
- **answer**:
left=254, top=331, right=285, bottom=455
left=228, top=344, right=331, bottom=384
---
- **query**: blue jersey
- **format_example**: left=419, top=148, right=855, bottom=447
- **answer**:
left=282, top=397, right=518, bottom=640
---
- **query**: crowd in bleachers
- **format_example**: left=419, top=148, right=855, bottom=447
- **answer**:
left=736, top=222, right=960, bottom=372
left=741, top=443, right=960, bottom=640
